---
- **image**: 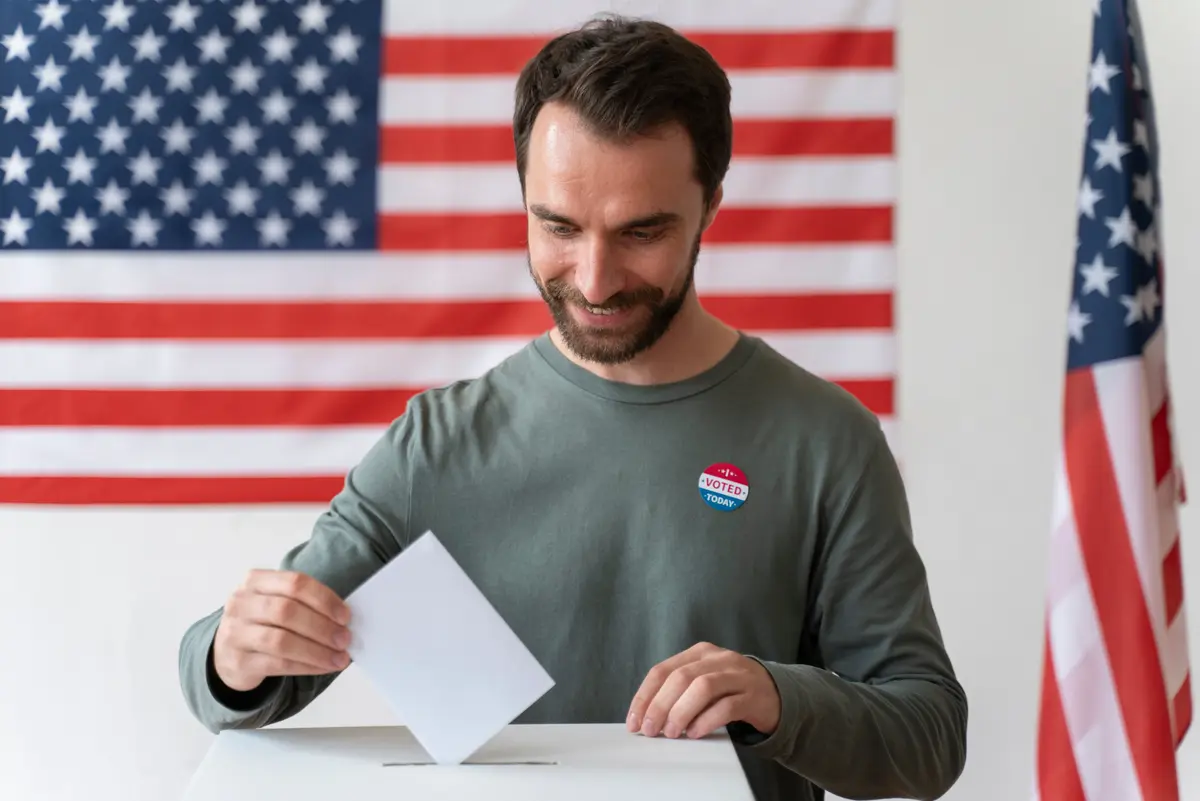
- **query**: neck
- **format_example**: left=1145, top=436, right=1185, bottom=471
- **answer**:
left=548, top=295, right=741, bottom=386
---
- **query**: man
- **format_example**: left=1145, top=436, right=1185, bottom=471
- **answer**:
left=179, top=15, right=968, bottom=801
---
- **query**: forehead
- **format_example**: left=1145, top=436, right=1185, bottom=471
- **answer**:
left=523, top=103, right=701, bottom=213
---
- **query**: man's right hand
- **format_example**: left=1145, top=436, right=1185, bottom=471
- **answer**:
left=212, top=569, right=353, bottom=693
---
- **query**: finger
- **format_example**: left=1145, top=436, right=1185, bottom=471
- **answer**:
left=684, top=694, right=745, bottom=740
left=662, top=671, right=744, bottom=738
left=237, top=590, right=351, bottom=654
left=231, top=619, right=350, bottom=673
left=238, top=650, right=346, bottom=681
left=627, top=642, right=719, bottom=731
left=244, top=569, right=351, bottom=627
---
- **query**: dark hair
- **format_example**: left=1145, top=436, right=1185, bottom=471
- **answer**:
left=513, top=15, right=733, bottom=208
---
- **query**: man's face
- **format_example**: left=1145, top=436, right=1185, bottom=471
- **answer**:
left=522, top=102, right=720, bottom=365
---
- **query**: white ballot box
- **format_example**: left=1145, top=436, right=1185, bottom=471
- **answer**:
left=180, top=723, right=756, bottom=801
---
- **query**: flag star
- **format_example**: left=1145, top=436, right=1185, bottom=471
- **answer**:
left=127, top=210, right=161, bottom=246
left=1136, top=224, right=1157, bottom=264
left=195, top=89, right=228, bottom=124
left=1132, top=63, right=1144, bottom=92
left=192, top=149, right=227, bottom=185
left=64, top=87, right=96, bottom=122
left=63, top=208, right=96, bottom=245
left=1132, top=173, right=1153, bottom=208
left=1137, top=279, right=1161, bottom=319
left=1119, top=294, right=1143, bottom=326
left=226, top=119, right=259, bottom=154
left=324, top=150, right=357, bottom=185
left=294, top=58, right=328, bottom=93
left=258, top=149, right=291, bottom=184
left=1066, top=300, right=1091, bottom=343
left=263, top=28, right=297, bottom=62
left=297, top=0, right=332, bottom=33
left=224, top=180, right=259, bottom=216
left=98, top=57, right=131, bottom=92
left=3, top=25, right=36, bottom=61
left=161, top=120, right=194, bottom=154
left=328, top=27, right=361, bottom=63
left=129, top=88, right=162, bottom=124
left=291, top=179, right=324, bottom=216
left=32, top=178, right=65, bottom=213
left=3, top=148, right=33, bottom=184
left=35, top=0, right=70, bottom=31
left=1078, top=253, right=1118, bottom=296
left=128, top=148, right=161, bottom=185
left=261, top=90, right=293, bottom=124
left=1088, top=50, right=1120, bottom=94
left=257, top=211, right=290, bottom=246
left=192, top=211, right=226, bottom=246
left=27, top=130, right=56, bottom=167
left=1077, top=175, right=1103, bottom=219
left=163, top=58, right=196, bottom=93
left=323, top=210, right=356, bottom=246
left=1104, top=207, right=1137, bottom=248
left=1091, top=0, right=1101, bottom=15
left=101, top=1, right=136, bottom=31
left=325, top=89, right=358, bottom=124
left=33, top=56, right=67, bottom=91
left=160, top=180, right=193, bottom=215
left=229, top=59, right=263, bottom=94
left=1091, top=127, right=1131, bottom=172
left=2, top=209, right=32, bottom=245
left=64, top=148, right=96, bottom=184
left=292, top=119, right=325, bottom=154
left=66, top=26, right=99, bottom=61
left=96, top=118, right=129, bottom=154
left=131, top=29, right=165, bottom=62
left=96, top=179, right=129, bottom=215
left=1, top=88, right=34, bottom=124
left=167, top=0, right=201, bottom=33
left=1132, top=119, right=1149, bottom=150
left=232, top=0, right=266, bottom=33
left=197, top=29, right=231, bottom=63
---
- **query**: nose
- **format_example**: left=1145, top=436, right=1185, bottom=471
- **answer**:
left=572, top=236, right=624, bottom=306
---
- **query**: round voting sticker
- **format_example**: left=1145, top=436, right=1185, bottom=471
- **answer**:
left=698, top=463, right=749, bottom=512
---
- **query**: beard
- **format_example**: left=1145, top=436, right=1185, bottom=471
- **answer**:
left=530, top=233, right=701, bottom=365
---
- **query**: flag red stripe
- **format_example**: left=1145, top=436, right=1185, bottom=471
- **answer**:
left=0, top=294, right=892, bottom=340
left=1175, top=674, right=1192, bottom=747
left=0, top=379, right=894, bottom=426
left=1036, top=625, right=1088, bottom=801
left=379, top=118, right=894, bottom=164
left=1163, top=536, right=1184, bottom=622
left=383, top=30, right=894, bottom=75
left=378, top=207, right=893, bottom=250
left=0, top=476, right=343, bottom=505
left=1063, top=368, right=1180, bottom=801
left=1152, top=401, right=1173, bottom=483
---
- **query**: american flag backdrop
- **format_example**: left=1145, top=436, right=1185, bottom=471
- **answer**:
left=0, top=0, right=897, bottom=505
left=1034, top=0, right=1190, bottom=799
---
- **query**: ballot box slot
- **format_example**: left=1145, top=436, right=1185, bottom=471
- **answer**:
left=381, top=760, right=559, bottom=767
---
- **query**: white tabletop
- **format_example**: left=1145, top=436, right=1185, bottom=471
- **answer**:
left=180, top=723, right=756, bottom=801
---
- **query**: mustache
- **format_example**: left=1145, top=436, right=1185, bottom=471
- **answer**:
left=541, top=280, right=665, bottom=309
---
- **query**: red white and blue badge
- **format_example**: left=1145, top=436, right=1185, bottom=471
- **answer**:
left=698, top=463, right=749, bottom=512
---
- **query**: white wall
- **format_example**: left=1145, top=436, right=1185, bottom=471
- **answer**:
left=1, top=1, right=1198, bottom=799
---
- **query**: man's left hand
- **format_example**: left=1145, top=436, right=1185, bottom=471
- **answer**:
left=625, top=642, right=781, bottom=740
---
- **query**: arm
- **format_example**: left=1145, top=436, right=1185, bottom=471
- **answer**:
left=733, top=425, right=968, bottom=800
left=177, top=415, right=414, bottom=733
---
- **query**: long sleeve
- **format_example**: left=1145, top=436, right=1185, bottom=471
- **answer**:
left=735, top=425, right=969, bottom=801
left=178, top=416, right=415, bottom=733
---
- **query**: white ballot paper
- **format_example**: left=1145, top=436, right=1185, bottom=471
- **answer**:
left=343, top=531, right=555, bottom=765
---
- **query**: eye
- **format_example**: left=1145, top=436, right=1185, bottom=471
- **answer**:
left=544, top=223, right=575, bottom=237
left=627, top=228, right=663, bottom=242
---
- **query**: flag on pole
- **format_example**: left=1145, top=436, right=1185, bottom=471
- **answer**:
left=0, top=0, right=897, bottom=505
left=1034, top=0, right=1190, bottom=798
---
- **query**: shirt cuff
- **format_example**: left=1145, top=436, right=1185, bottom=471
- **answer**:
left=205, top=635, right=283, bottom=713
left=728, top=656, right=805, bottom=761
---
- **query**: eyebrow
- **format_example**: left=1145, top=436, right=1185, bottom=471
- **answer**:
left=528, top=204, right=682, bottom=230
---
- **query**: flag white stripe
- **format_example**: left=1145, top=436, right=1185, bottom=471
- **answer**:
left=0, top=417, right=899, bottom=475
left=379, top=157, right=895, bottom=213
left=1166, top=609, right=1189, bottom=699
left=1093, top=358, right=1171, bottom=650
left=0, top=247, right=895, bottom=300
left=1050, top=454, right=1145, bottom=801
left=0, top=332, right=895, bottom=388
left=383, top=0, right=898, bottom=34
left=380, top=72, right=897, bottom=125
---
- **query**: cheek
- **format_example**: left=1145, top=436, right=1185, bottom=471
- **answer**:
left=527, top=232, right=572, bottom=278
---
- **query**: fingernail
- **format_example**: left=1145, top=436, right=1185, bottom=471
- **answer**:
left=664, top=722, right=680, bottom=739
left=626, top=712, right=639, bottom=731
left=641, top=717, right=656, bottom=737
left=335, top=630, right=351, bottom=648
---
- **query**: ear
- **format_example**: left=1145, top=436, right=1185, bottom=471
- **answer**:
left=701, top=184, right=723, bottom=232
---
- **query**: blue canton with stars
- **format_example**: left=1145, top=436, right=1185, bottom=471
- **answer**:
left=0, top=0, right=381, bottom=250
left=1067, top=0, right=1164, bottom=370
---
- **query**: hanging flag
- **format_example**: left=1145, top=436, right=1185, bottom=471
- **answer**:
left=1034, top=0, right=1190, bottom=799
left=0, top=0, right=897, bottom=505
